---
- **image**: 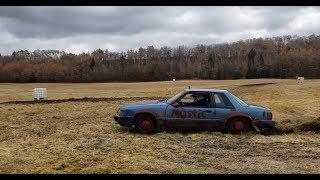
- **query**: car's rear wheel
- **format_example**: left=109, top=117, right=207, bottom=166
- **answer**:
left=227, top=119, right=251, bottom=134
left=134, top=115, right=156, bottom=134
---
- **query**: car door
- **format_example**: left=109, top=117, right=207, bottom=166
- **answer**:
left=165, top=91, right=217, bottom=130
left=211, top=92, right=235, bottom=129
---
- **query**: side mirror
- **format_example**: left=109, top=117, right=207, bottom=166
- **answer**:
left=172, top=101, right=179, bottom=108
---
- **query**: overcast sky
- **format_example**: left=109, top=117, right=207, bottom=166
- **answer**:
left=0, top=6, right=320, bottom=55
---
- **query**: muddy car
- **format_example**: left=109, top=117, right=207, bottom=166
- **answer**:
left=114, top=88, right=276, bottom=134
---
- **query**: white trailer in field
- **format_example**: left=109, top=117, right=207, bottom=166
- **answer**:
left=33, top=88, right=47, bottom=101
left=297, top=77, right=304, bottom=84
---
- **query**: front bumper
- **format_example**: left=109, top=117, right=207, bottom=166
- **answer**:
left=114, top=116, right=134, bottom=127
left=252, top=120, right=276, bottom=129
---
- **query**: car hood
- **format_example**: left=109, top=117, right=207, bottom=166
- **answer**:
left=122, top=100, right=168, bottom=108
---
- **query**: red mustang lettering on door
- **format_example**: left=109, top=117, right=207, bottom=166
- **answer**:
left=171, top=109, right=206, bottom=119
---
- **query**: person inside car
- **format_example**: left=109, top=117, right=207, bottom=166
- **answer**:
left=191, top=93, right=211, bottom=107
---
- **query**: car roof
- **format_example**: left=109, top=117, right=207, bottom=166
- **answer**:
left=183, top=88, right=228, bottom=93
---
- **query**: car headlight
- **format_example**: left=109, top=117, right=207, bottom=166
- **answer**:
left=117, top=109, right=124, bottom=116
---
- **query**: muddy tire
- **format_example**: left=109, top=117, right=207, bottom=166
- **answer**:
left=227, top=119, right=251, bottom=134
left=134, top=115, right=156, bottom=134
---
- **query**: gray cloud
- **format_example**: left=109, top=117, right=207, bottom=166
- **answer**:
left=0, top=6, right=319, bottom=55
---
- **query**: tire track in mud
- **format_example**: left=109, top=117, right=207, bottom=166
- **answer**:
left=274, top=118, right=320, bottom=134
left=0, top=96, right=169, bottom=105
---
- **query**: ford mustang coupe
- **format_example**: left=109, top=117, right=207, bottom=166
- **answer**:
left=114, top=88, right=276, bottom=134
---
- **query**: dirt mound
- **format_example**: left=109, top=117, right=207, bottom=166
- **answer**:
left=275, top=117, right=320, bottom=134
left=295, top=120, right=320, bottom=132
left=240, top=82, right=276, bottom=87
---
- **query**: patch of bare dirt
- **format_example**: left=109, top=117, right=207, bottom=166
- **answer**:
left=239, top=82, right=277, bottom=87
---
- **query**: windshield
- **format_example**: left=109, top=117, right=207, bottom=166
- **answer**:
left=229, top=92, right=248, bottom=106
left=166, top=91, right=185, bottom=104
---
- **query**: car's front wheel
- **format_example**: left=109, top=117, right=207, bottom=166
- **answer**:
left=227, top=119, right=251, bottom=134
left=134, top=115, right=156, bottom=134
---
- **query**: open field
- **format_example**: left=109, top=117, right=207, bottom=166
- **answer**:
left=0, top=79, right=320, bottom=173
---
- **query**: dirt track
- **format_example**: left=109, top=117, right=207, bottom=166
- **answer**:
left=0, top=96, right=166, bottom=105
left=1, top=94, right=319, bottom=135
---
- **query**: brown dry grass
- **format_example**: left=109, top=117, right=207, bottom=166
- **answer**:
left=0, top=79, right=320, bottom=173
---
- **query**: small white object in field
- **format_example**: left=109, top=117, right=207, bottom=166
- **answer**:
left=172, top=79, right=176, bottom=82
left=33, top=88, right=47, bottom=101
left=297, top=77, right=304, bottom=84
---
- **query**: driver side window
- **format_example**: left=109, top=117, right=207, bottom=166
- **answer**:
left=177, top=92, right=212, bottom=108
left=180, top=94, right=194, bottom=104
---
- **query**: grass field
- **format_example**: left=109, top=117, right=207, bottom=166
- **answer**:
left=0, top=79, right=320, bottom=173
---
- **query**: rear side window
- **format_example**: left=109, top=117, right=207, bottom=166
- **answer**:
left=213, top=93, right=234, bottom=109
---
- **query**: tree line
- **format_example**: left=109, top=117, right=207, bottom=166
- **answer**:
left=0, top=34, right=320, bottom=83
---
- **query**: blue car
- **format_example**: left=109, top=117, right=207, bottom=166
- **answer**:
left=114, top=88, right=276, bottom=134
